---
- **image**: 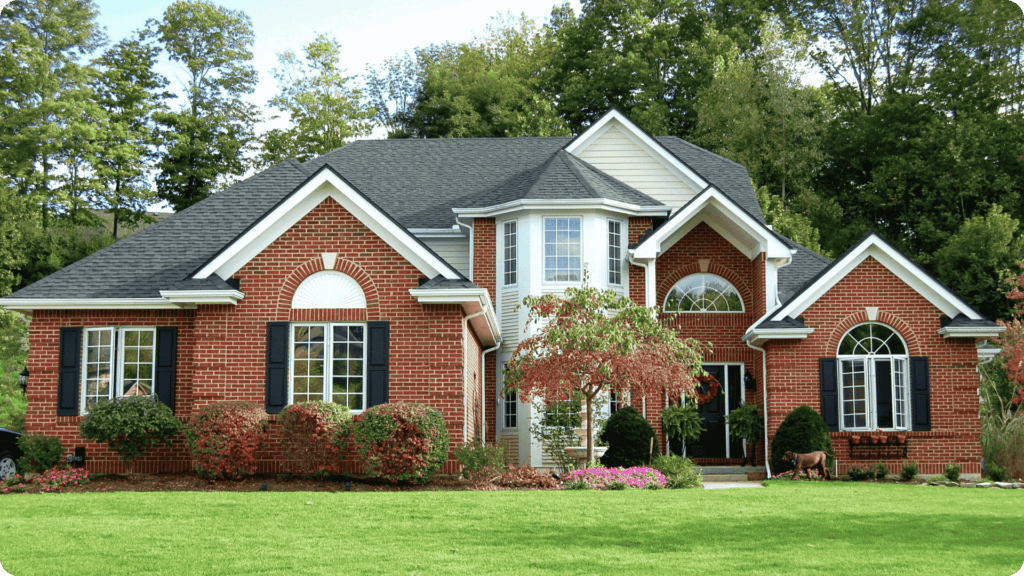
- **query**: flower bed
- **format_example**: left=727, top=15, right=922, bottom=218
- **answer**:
left=1, top=466, right=90, bottom=494
left=563, top=466, right=667, bottom=490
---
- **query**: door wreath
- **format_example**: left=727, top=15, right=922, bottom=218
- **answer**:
left=694, top=374, right=722, bottom=406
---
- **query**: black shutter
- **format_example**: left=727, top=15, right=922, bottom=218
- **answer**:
left=910, top=357, right=931, bottom=431
left=367, top=321, right=390, bottom=407
left=266, top=322, right=290, bottom=414
left=819, top=358, right=839, bottom=431
left=155, top=327, right=178, bottom=411
left=57, top=328, right=82, bottom=416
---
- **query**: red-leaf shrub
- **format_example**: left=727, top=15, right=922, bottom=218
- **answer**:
left=279, top=401, right=352, bottom=478
left=342, top=402, right=449, bottom=483
left=494, top=465, right=559, bottom=489
left=184, top=402, right=269, bottom=480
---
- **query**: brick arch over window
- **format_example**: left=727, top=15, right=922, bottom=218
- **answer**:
left=825, top=311, right=923, bottom=357
left=657, top=261, right=751, bottom=309
left=275, top=256, right=381, bottom=322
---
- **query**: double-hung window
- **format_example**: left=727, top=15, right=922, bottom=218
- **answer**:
left=82, top=327, right=156, bottom=412
left=608, top=220, right=622, bottom=285
left=837, top=323, right=910, bottom=430
left=544, top=217, right=581, bottom=282
left=503, top=221, right=517, bottom=286
left=503, top=392, right=517, bottom=428
left=291, top=324, right=367, bottom=411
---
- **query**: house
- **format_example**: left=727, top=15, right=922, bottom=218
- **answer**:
left=1, top=109, right=1003, bottom=476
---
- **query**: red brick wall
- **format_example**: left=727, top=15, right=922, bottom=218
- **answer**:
left=765, top=256, right=982, bottom=475
left=472, top=217, right=501, bottom=445
left=627, top=217, right=651, bottom=307
left=651, top=222, right=765, bottom=463
left=25, top=197, right=475, bottom=474
left=465, top=326, right=483, bottom=444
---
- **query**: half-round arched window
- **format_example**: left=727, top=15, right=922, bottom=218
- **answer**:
left=664, top=273, right=744, bottom=313
left=291, top=271, right=366, bottom=309
left=836, top=323, right=910, bottom=430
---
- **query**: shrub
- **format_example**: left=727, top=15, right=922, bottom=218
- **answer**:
left=944, top=463, right=961, bottom=482
left=562, top=466, right=667, bottom=490
left=981, top=411, right=1024, bottom=481
left=454, top=442, right=505, bottom=481
left=986, top=463, right=1009, bottom=482
left=651, top=454, right=703, bottom=489
left=79, top=395, right=181, bottom=471
left=494, top=465, right=559, bottom=489
left=927, top=474, right=949, bottom=485
left=599, top=406, right=658, bottom=468
left=346, top=402, right=449, bottom=483
left=847, top=465, right=872, bottom=481
left=1, top=466, right=90, bottom=494
left=15, top=433, right=63, bottom=473
left=873, top=462, right=890, bottom=480
left=279, top=401, right=351, bottom=479
left=184, top=402, right=269, bottom=480
left=900, top=461, right=920, bottom=482
left=769, top=406, right=834, bottom=473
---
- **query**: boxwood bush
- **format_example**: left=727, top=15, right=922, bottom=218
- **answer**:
left=344, top=402, right=449, bottom=483
left=184, top=401, right=269, bottom=480
left=599, top=406, right=658, bottom=468
left=769, top=406, right=834, bottom=473
left=651, top=454, right=703, bottom=489
left=79, top=395, right=181, bottom=472
left=279, top=401, right=351, bottom=478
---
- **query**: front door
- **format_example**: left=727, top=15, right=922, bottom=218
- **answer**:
left=670, top=364, right=744, bottom=459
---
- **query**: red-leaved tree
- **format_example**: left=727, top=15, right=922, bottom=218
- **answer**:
left=504, top=282, right=708, bottom=463
left=995, top=264, right=1024, bottom=408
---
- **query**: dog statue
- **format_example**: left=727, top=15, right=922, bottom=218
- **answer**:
left=783, top=450, right=832, bottom=481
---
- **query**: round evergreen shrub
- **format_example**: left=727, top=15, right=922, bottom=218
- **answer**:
left=769, top=405, right=834, bottom=473
left=279, top=401, right=351, bottom=478
left=15, top=433, right=64, bottom=473
left=184, top=401, right=269, bottom=480
left=79, top=395, right=181, bottom=472
left=599, top=406, right=659, bottom=468
left=346, top=402, right=449, bottom=483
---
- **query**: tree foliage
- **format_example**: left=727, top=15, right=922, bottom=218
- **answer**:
left=993, top=265, right=1024, bottom=410
left=504, top=279, right=707, bottom=462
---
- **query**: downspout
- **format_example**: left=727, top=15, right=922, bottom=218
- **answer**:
left=465, top=310, right=500, bottom=443
left=455, top=216, right=474, bottom=282
left=745, top=339, right=771, bottom=479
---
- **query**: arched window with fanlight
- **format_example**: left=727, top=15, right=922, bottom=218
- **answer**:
left=837, top=323, right=910, bottom=430
left=664, top=273, right=744, bottom=313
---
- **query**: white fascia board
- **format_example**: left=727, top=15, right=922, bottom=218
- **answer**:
left=771, top=235, right=983, bottom=322
left=0, top=298, right=179, bottom=310
left=562, top=110, right=708, bottom=191
left=742, top=328, right=815, bottom=342
left=452, top=199, right=669, bottom=219
left=195, top=170, right=461, bottom=281
left=937, top=326, right=1006, bottom=339
left=409, top=287, right=500, bottom=345
left=159, top=290, right=244, bottom=306
left=409, top=227, right=465, bottom=239
left=977, top=345, right=1002, bottom=359
left=632, top=188, right=790, bottom=260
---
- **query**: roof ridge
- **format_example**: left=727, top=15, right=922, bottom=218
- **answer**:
left=564, top=152, right=664, bottom=206
left=557, top=150, right=601, bottom=199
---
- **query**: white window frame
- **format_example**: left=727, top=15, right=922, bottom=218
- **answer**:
left=664, top=273, right=745, bottom=313
left=289, top=323, right=368, bottom=412
left=503, top=220, right=517, bottom=287
left=80, top=327, right=157, bottom=414
left=503, top=391, right=518, bottom=429
left=608, top=219, right=623, bottom=286
left=543, top=216, right=582, bottom=284
left=836, top=323, right=911, bottom=431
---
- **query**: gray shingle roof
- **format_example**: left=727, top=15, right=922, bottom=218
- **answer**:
left=416, top=276, right=482, bottom=290
left=4, top=132, right=764, bottom=301
left=776, top=236, right=831, bottom=304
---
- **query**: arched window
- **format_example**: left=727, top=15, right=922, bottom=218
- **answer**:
left=664, top=273, right=744, bottom=313
left=837, top=323, right=910, bottom=430
left=291, top=271, right=366, bottom=309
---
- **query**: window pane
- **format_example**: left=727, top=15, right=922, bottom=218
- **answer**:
left=663, top=274, right=743, bottom=313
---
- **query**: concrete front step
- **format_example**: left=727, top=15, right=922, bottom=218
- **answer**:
left=703, top=474, right=750, bottom=482
left=700, top=466, right=767, bottom=482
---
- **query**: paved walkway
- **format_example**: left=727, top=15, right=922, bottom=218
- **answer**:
left=703, top=481, right=764, bottom=489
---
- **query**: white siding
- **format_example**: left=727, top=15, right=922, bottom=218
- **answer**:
left=420, top=237, right=470, bottom=277
left=576, top=124, right=700, bottom=209
left=501, top=289, right=519, bottom=354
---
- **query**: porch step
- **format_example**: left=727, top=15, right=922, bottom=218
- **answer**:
left=699, top=466, right=767, bottom=482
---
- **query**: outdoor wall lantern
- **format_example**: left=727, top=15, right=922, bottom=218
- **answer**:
left=744, top=371, right=756, bottom=390
left=18, top=367, right=28, bottom=395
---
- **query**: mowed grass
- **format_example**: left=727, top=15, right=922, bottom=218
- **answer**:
left=1, top=482, right=1022, bottom=576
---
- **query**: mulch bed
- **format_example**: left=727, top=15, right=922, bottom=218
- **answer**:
left=57, top=472, right=481, bottom=493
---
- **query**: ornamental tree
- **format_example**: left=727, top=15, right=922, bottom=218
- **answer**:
left=993, top=264, right=1024, bottom=411
left=504, top=281, right=707, bottom=463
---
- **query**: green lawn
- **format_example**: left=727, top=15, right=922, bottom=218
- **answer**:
left=0, top=482, right=1021, bottom=576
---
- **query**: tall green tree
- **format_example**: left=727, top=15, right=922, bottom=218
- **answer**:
left=152, top=0, right=260, bottom=212
left=259, top=34, right=372, bottom=166
left=91, top=31, right=169, bottom=239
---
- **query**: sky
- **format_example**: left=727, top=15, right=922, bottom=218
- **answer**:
left=91, top=0, right=581, bottom=127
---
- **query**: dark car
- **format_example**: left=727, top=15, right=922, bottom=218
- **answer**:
left=0, top=427, right=23, bottom=479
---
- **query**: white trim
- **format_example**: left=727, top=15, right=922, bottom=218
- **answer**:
left=743, top=327, right=815, bottom=341
left=408, top=287, right=500, bottom=346
left=938, top=326, right=1006, bottom=339
left=80, top=326, right=157, bottom=414
left=769, top=234, right=984, bottom=322
left=631, top=187, right=791, bottom=260
left=194, top=168, right=461, bottom=281
left=607, top=218, right=624, bottom=286
left=159, top=290, right=244, bottom=306
left=562, top=110, right=709, bottom=192
left=503, top=219, right=518, bottom=288
left=452, top=198, right=670, bottom=219
left=1, top=298, right=180, bottom=310
left=409, top=226, right=465, bottom=239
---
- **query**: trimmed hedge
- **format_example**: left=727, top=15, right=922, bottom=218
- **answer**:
left=279, top=401, right=351, bottom=478
left=16, top=434, right=64, bottom=473
left=344, top=402, right=449, bottom=483
left=599, top=406, right=659, bottom=468
left=184, top=402, right=269, bottom=480
left=769, top=406, right=834, bottom=473
left=79, top=395, right=181, bottom=471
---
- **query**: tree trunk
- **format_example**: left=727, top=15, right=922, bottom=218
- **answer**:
left=585, top=392, right=594, bottom=463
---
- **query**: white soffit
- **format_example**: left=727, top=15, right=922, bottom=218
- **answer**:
left=292, top=271, right=366, bottom=309
left=770, top=234, right=983, bottom=321
left=563, top=110, right=708, bottom=192
left=194, top=168, right=461, bottom=282
left=632, top=188, right=790, bottom=260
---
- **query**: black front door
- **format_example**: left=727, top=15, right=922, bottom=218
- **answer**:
left=669, top=364, right=745, bottom=459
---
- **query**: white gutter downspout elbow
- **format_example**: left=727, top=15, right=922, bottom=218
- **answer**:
left=628, top=254, right=653, bottom=309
